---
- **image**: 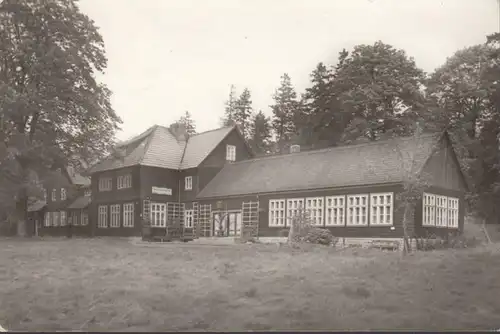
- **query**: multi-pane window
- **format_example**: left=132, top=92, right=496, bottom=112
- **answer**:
left=269, top=199, right=286, bottom=227
left=61, top=188, right=66, bottom=201
left=110, top=204, right=121, bottom=228
left=347, top=195, right=369, bottom=226
left=51, top=189, right=56, bottom=201
left=43, top=188, right=47, bottom=202
left=98, top=177, right=112, bottom=191
left=185, top=209, right=194, bottom=228
left=185, top=176, right=193, bottom=191
left=305, top=197, right=324, bottom=226
left=370, top=193, right=393, bottom=226
left=117, top=174, right=132, bottom=189
left=286, top=198, right=305, bottom=223
left=150, top=203, right=167, bottom=227
left=53, top=211, right=60, bottom=226
left=98, top=205, right=108, bottom=228
left=84, top=189, right=91, bottom=197
left=60, top=211, right=67, bottom=226
left=81, top=211, right=89, bottom=226
left=226, top=145, right=236, bottom=162
left=123, top=203, right=134, bottom=227
left=435, top=195, right=448, bottom=228
left=422, top=193, right=436, bottom=226
left=44, top=212, right=50, bottom=227
left=447, top=197, right=459, bottom=229
left=325, top=196, right=345, bottom=226
left=71, top=212, right=78, bottom=226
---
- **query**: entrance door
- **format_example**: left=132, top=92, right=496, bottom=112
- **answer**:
left=213, top=212, right=228, bottom=236
left=228, top=211, right=242, bottom=237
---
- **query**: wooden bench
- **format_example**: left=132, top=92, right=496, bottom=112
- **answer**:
left=369, top=239, right=400, bottom=251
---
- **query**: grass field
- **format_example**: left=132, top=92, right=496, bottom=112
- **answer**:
left=0, top=238, right=499, bottom=332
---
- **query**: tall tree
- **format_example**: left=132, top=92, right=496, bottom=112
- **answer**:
left=334, top=41, right=427, bottom=143
left=0, top=0, right=121, bottom=235
left=175, top=111, right=196, bottom=135
left=234, top=88, right=253, bottom=139
left=248, top=110, right=272, bottom=156
left=221, top=84, right=237, bottom=127
left=270, top=73, right=301, bottom=153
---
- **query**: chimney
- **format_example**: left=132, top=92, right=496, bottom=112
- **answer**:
left=169, top=123, right=188, bottom=141
left=290, top=144, right=300, bottom=154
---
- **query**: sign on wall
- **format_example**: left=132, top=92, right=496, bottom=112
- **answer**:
left=152, top=187, right=172, bottom=195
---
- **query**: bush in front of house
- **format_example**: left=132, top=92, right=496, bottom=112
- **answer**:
left=302, top=227, right=338, bottom=247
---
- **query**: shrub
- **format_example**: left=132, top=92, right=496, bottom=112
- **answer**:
left=302, top=227, right=338, bottom=246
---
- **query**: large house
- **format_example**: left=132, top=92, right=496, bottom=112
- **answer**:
left=196, top=130, right=469, bottom=244
left=84, top=123, right=253, bottom=237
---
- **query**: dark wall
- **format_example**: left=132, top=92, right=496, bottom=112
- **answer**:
left=92, top=166, right=141, bottom=204
left=140, top=166, right=180, bottom=202
left=179, top=168, right=198, bottom=203
left=92, top=199, right=143, bottom=237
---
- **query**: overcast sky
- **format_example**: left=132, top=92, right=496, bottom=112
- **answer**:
left=78, top=0, right=498, bottom=141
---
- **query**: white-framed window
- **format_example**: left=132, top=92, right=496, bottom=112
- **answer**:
left=305, top=197, right=324, bottom=226
left=110, top=204, right=121, bottom=228
left=81, top=211, right=89, bottom=226
left=422, top=193, right=436, bottom=226
left=185, top=209, right=194, bottom=228
left=84, top=189, right=91, bottom=197
left=150, top=203, right=167, bottom=227
left=447, top=197, right=459, bottom=229
left=435, top=195, right=448, bottom=228
left=98, top=177, right=112, bottom=191
left=71, top=212, right=78, bottom=226
left=60, top=211, right=66, bottom=226
left=98, top=205, right=108, bottom=228
left=53, top=211, right=60, bottom=226
left=123, top=203, right=134, bottom=227
left=226, top=144, right=236, bottom=162
left=286, top=198, right=305, bottom=223
left=269, top=199, right=286, bottom=227
left=370, top=192, right=393, bottom=226
left=44, top=212, right=50, bottom=227
left=185, top=176, right=193, bottom=191
left=346, top=194, right=369, bottom=226
left=42, top=188, right=47, bottom=202
left=325, top=196, right=345, bottom=226
left=117, top=174, right=132, bottom=189
left=61, top=188, right=66, bottom=201
left=51, top=189, right=56, bottom=201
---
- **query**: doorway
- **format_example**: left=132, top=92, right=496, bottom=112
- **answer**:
left=213, top=211, right=242, bottom=237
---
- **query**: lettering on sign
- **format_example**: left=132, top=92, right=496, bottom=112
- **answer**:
left=152, top=187, right=172, bottom=195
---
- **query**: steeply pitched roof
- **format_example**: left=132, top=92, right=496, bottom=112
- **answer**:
left=86, top=125, right=238, bottom=174
left=67, top=196, right=91, bottom=210
left=196, top=133, right=443, bottom=199
left=28, top=200, right=46, bottom=212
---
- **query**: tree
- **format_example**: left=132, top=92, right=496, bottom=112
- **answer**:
left=221, top=84, right=237, bottom=127
left=175, top=111, right=196, bottom=135
left=270, top=73, right=301, bottom=153
left=248, top=110, right=272, bottom=156
left=334, top=41, right=427, bottom=143
left=234, top=88, right=253, bottom=140
left=0, top=0, right=121, bottom=236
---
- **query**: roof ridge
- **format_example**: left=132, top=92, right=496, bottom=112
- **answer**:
left=228, top=133, right=439, bottom=166
left=137, top=125, right=160, bottom=165
left=116, top=125, right=157, bottom=148
left=190, top=125, right=234, bottom=137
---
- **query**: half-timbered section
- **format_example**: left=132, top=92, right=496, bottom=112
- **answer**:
left=196, top=131, right=469, bottom=244
left=85, top=123, right=252, bottom=237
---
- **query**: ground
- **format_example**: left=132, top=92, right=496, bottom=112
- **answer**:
left=0, top=238, right=499, bottom=331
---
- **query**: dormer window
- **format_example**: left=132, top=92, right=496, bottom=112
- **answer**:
left=61, top=188, right=66, bottom=201
left=185, top=176, right=193, bottom=191
left=51, top=189, right=56, bottom=201
left=226, top=145, right=236, bottom=162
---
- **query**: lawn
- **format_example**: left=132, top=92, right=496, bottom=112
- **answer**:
left=0, top=238, right=500, bottom=332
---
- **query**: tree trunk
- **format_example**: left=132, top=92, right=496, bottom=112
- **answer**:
left=15, top=195, right=27, bottom=238
left=287, top=217, right=295, bottom=245
left=401, top=202, right=413, bottom=255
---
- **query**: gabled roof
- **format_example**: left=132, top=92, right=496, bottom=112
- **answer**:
left=86, top=125, right=239, bottom=174
left=196, top=133, right=444, bottom=199
left=28, top=200, right=46, bottom=212
left=67, top=196, right=91, bottom=210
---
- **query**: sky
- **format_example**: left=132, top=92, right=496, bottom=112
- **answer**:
left=78, top=0, right=499, bottom=141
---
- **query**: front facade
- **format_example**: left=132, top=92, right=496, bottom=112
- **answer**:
left=195, top=131, right=469, bottom=244
left=85, top=124, right=253, bottom=237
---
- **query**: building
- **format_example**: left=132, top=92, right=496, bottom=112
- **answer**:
left=84, top=123, right=252, bottom=237
left=27, top=165, right=91, bottom=237
left=195, top=130, right=469, bottom=244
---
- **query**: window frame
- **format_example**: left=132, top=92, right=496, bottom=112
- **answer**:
left=346, top=194, right=369, bottom=227
left=51, top=189, right=56, bottom=201
left=325, top=196, right=346, bottom=227
left=123, top=203, right=134, bottom=228
left=305, top=197, right=324, bottom=227
left=117, top=174, right=132, bottom=190
left=226, top=144, right=236, bottom=162
left=286, top=198, right=305, bottom=224
left=110, top=204, right=121, bottom=228
left=98, top=177, right=112, bottom=192
left=369, top=192, right=394, bottom=226
left=53, top=211, right=60, bottom=226
left=61, top=188, right=66, bottom=201
left=81, top=211, right=89, bottom=226
left=422, top=193, right=436, bottom=227
left=269, top=199, right=286, bottom=227
left=150, top=203, right=167, bottom=228
left=435, top=195, right=448, bottom=228
left=185, top=209, right=194, bottom=228
left=185, top=176, right=193, bottom=191
left=447, top=197, right=459, bottom=229
left=44, top=212, right=50, bottom=227
left=60, top=211, right=67, bottom=226
left=98, top=205, right=108, bottom=228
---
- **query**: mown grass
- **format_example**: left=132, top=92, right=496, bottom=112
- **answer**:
left=0, top=238, right=499, bottom=331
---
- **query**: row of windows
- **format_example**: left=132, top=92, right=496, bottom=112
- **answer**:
left=42, top=188, right=91, bottom=202
left=269, top=193, right=394, bottom=227
left=44, top=211, right=88, bottom=227
left=148, top=203, right=195, bottom=228
left=99, top=174, right=132, bottom=191
left=98, top=203, right=135, bottom=228
left=422, top=193, right=459, bottom=228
